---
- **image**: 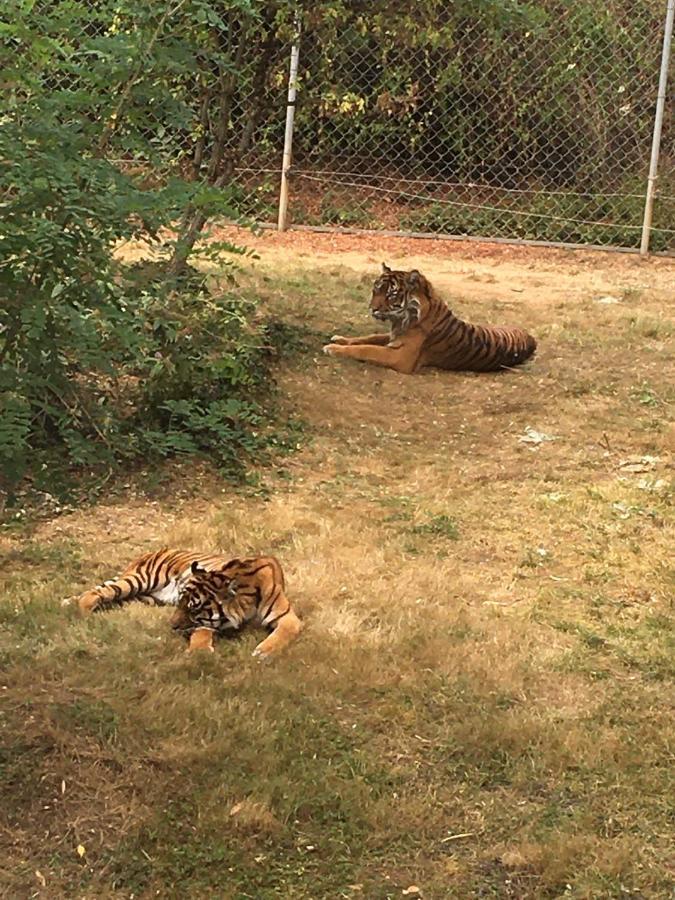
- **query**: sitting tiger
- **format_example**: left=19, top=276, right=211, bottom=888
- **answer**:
left=323, top=263, right=537, bottom=374
left=74, top=548, right=302, bottom=659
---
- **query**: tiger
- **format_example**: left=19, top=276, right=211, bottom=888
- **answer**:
left=323, top=263, right=537, bottom=374
left=73, top=548, right=302, bottom=659
left=168, top=556, right=303, bottom=658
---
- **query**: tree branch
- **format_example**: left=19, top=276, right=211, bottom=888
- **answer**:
left=97, top=0, right=188, bottom=157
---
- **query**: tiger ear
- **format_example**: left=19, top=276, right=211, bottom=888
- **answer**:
left=191, top=560, right=206, bottom=575
left=407, top=269, right=422, bottom=288
left=381, top=262, right=391, bottom=273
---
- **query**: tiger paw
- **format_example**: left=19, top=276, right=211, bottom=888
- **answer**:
left=252, top=646, right=272, bottom=662
left=330, top=335, right=349, bottom=344
left=187, top=628, right=216, bottom=652
left=322, top=344, right=338, bottom=356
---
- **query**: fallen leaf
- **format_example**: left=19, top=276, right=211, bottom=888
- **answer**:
left=76, top=844, right=86, bottom=858
left=35, top=870, right=46, bottom=887
left=402, top=888, right=421, bottom=896
left=595, top=295, right=620, bottom=304
left=518, top=427, right=556, bottom=446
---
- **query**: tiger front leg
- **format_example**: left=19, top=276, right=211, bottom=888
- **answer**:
left=322, top=341, right=420, bottom=374
left=329, top=333, right=391, bottom=346
left=252, top=609, right=304, bottom=660
left=77, top=590, right=105, bottom=615
left=77, top=578, right=141, bottom=614
left=187, top=628, right=216, bottom=653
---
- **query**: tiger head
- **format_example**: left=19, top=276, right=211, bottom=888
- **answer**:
left=370, top=263, right=431, bottom=333
left=170, top=561, right=238, bottom=634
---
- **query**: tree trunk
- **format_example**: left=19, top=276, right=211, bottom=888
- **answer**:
left=167, top=18, right=279, bottom=277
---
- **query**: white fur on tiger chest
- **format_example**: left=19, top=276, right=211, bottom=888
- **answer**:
left=150, top=578, right=182, bottom=606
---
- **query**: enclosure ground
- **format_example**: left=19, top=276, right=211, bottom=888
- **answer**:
left=1, top=230, right=673, bottom=898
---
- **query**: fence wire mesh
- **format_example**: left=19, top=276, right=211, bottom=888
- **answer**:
left=12, top=1, right=673, bottom=253
left=275, top=1, right=674, bottom=252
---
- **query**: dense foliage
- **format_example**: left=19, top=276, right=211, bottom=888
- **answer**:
left=0, top=0, right=299, bottom=505
left=294, top=1, right=666, bottom=182
left=241, top=0, right=672, bottom=247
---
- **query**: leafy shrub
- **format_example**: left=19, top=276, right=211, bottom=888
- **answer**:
left=0, top=0, right=303, bottom=510
left=0, top=115, right=181, bottom=491
left=0, top=217, right=300, bottom=502
left=124, top=280, right=301, bottom=472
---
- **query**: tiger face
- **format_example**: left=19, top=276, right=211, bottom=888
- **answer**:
left=170, top=561, right=238, bottom=634
left=370, top=263, right=423, bottom=332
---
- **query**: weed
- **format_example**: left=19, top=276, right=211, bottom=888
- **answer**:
left=629, top=315, right=674, bottom=339
left=629, top=381, right=665, bottom=408
left=409, top=513, right=460, bottom=540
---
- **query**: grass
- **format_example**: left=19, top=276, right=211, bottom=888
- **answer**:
left=398, top=194, right=674, bottom=252
left=1, top=234, right=674, bottom=898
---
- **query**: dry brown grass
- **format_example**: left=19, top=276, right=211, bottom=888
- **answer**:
left=1, top=230, right=673, bottom=898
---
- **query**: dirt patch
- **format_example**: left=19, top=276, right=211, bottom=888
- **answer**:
left=213, top=222, right=675, bottom=291
left=2, top=231, right=673, bottom=898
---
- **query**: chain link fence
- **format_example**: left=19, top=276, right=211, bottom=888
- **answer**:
left=11, top=1, right=673, bottom=254
left=232, top=1, right=675, bottom=254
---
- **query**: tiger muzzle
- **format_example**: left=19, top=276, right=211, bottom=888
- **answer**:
left=170, top=607, right=191, bottom=631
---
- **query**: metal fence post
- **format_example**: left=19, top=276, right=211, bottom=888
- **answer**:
left=640, top=0, right=674, bottom=257
left=277, top=17, right=301, bottom=232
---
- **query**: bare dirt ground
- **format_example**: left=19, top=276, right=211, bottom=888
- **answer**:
left=1, top=229, right=673, bottom=898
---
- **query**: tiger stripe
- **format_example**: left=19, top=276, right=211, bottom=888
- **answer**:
left=324, top=263, right=536, bottom=374
left=169, top=554, right=301, bottom=658
left=73, top=548, right=302, bottom=659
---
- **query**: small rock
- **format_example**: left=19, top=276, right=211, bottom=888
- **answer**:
left=518, top=427, right=556, bottom=446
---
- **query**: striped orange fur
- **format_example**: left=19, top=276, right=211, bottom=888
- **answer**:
left=74, top=548, right=302, bottom=658
left=324, top=263, right=537, bottom=374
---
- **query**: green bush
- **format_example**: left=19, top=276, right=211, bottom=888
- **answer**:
left=0, top=117, right=296, bottom=493
left=123, top=279, right=300, bottom=473
left=1, top=117, right=171, bottom=489
left=0, top=0, right=301, bottom=508
left=0, top=184, right=299, bottom=500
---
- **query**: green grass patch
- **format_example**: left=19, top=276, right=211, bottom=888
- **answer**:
left=1, top=256, right=673, bottom=899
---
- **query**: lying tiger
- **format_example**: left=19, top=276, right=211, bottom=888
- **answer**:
left=74, top=548, right=302, bottom=659
left=323, top=263, right=537, bottom=374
